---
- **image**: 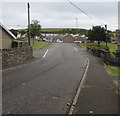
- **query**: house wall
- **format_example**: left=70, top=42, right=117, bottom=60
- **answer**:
left=0, top=27, right=12, bottom=49
left=63, top=36, right=75, bottom=43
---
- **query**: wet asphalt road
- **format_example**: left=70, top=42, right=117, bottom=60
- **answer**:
left=2, top=43, right=87, bottom=114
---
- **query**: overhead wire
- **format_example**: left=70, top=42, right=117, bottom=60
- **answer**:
left=66, top=0, right=93, bottom=19
left=66, top=0, right=106, bottom=27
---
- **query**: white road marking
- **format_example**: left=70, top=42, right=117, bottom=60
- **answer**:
left=74, top=47, right=78, bottom=51
left=68, top=47, right=90, bottom=115
left=43, top=49, right=48, bottom=58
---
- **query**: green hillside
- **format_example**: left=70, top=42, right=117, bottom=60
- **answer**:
left=17, top=28, right=88, bottom=35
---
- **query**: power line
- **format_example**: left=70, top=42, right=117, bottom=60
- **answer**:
left=66, top=0, right=107, bottom=27
left=67, top=0, right=93, bottom=19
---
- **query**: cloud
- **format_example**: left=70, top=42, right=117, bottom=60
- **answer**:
left=1, top=0, right=119, bottom=2
left=1, top=2, right=118, bottom=31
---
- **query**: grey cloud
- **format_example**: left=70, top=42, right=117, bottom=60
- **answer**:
left=1, top=2, right=118, bottom=30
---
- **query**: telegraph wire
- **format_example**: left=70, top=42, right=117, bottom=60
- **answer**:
left=66, top=0, right=107, bottom=27
left=67, top=0, right=93, bottom=19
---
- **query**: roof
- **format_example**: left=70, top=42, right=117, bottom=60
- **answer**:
left=0, top=23, right=17, bottom=39
left=75, top=35, right=86, bottom=41
left=45, top=35, right=63, bottom=40
left=63, top=34, right=75, bottom=39
left=111, top=37, right=118, bottom=40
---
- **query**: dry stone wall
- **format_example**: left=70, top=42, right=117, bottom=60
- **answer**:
left=2, top=47, right=33, bottom=69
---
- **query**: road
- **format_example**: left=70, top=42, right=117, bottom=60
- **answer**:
left=2, top=43, right=87, bottom=114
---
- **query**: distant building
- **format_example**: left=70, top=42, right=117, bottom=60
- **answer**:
left=0, top=23, right=16, bottom=49
left=75, top=35, right=87, bottom=43
left=111, top=37, right=118, bottom=44
left=45, top=35, right=63, bottom=42
left=62, top=34, right=75, bottom=43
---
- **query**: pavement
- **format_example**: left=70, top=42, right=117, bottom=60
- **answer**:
left=73, top=45, right=119, bottom=115
left=2, top=43, right=88, bottom=114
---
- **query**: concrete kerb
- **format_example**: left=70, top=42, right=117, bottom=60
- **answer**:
left=68, top=48, right=90, bottom=115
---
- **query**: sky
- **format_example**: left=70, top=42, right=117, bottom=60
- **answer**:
left=1, top=0, right=119, bottom=31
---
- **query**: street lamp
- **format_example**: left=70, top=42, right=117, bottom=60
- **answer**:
left=27, top=2, right=30, bottom=46
left=75, top=18, right=78, bottom=28
left=105, top=24, right=107, bottom=46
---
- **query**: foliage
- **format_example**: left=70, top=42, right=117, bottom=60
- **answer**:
left=105, top=44, right=118, bottom=52
left=79, top=42, right=119, bottom=53
left=9, top=29, right=18, bottom=36
left=19, top=30, right=26, bottom=35
left=29, top=20, right=41, bottom=38
left=41, top=28, right=88, bottom=35
left=78, top=43, right=110, bottom=51
left=88, top=26, right=110, bottom=46
left=13, top=40, right=28, bottom=43
left=78, top=43, right=90, bottom=47
left=106, top=65, right=120, bottom=75
left=17, top=28, right=89, bottom=36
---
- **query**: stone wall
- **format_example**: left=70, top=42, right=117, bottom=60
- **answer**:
left=86, top=47, right=120, bottom=66
left=2, top=46, right=33, bottom=69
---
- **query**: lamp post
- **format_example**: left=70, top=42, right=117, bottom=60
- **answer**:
left=75, top=18, right=78, bottom=28
left=27, top=2, right=30, bottom=46
left=105, top=24, right=107, bottom=46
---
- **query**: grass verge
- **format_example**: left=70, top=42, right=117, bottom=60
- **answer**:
left=106, top=65, right=120, bottom=75
left=13, top=40, right=50, bottom=50
left=30, top=41, right=50, bottom=50
left=78, top=43, right=118, bottom=52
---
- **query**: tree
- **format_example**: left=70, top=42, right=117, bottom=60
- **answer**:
left=29, top=20, right=41, bottom=38
left=10, top=29, right=18, bottom=36
left=88, top=26, right=110, bottom=46
left=19, top=30, right=26, bottom=35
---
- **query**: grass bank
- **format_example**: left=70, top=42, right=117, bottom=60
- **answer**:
left=30, top=41, right=50, bottom=50
left=106, top=65, right=120, bottom=75
left=78, top=43, right=118, bottom=52
left=13, top=40, right=50, bottom=50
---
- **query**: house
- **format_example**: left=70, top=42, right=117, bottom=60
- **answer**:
left=0, top=23, right=17, bottom=49
left=111, top=37, right=118, bottom=44
left=45, top=35, right=63, bottom=42
left=74, top=35, right=86, bottom=43
left=45, top=35, right=54, bottom=42
left=62, top=34, right=75, bottom=43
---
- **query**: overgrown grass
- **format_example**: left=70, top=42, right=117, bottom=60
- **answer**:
left=77, top=43, right=90, bottom=47
left=30, top=41, right=50, bottom=50
left=78, top=43, right=118, bottom=52
left=106, top=44, right=118, bottom=52
left=13, top=40, right=50, bottom=50
left=106, top=65, right=120, bottom=75
left=13, top=40, right=28, bottom=43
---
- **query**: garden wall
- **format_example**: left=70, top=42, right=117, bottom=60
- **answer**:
left=87, top=47, right=120, bottom=66
left=2, top=46, right=33, bottom=69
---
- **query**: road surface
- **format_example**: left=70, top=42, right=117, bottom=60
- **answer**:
left=2, top=43, right=87, bottom=114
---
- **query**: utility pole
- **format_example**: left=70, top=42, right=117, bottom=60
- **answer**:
left=27, top=2, right=30, bottom=46
left=105, top=24, right=107, bottom=46
left=75, top=18, right=78, bottom=28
